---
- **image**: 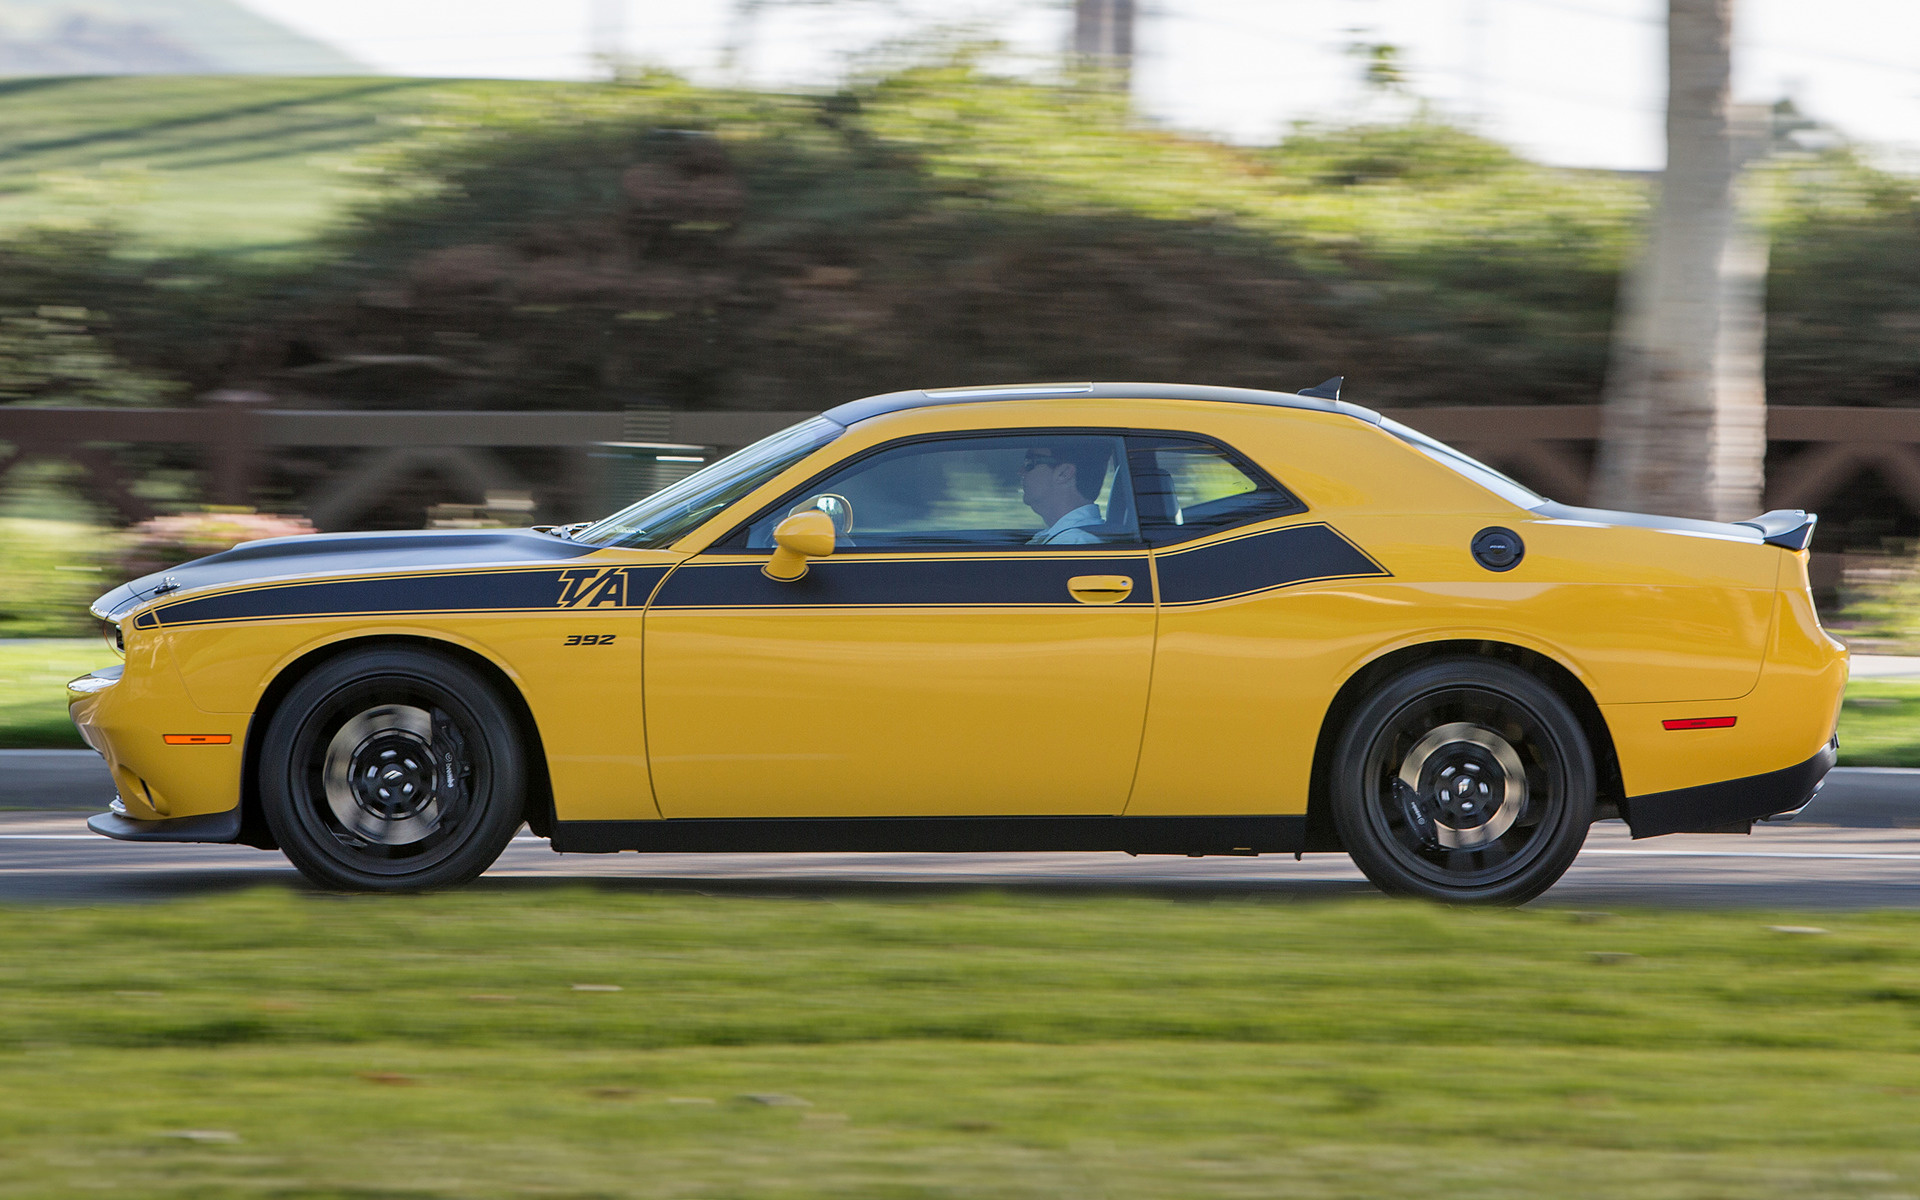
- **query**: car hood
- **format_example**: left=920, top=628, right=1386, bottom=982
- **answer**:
left=91, top=528, right=601, bottom=622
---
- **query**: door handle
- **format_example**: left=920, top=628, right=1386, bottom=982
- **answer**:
left=1067, top=575, right=1135, bottom=605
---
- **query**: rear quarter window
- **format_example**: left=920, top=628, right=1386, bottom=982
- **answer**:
left=1129, top=436, right=1306, bottom=545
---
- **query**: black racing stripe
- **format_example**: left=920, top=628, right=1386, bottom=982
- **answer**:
left=1155, top=524, right=1386, bottom=605
left=147, top=565, right=672, bottom=626
left=654, top=556, right=1152, bottom=608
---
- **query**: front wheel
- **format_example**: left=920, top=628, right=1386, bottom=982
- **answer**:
left=261, top=647, right=527, bottom=891
left=1330, top=659, right=1595, bottom=905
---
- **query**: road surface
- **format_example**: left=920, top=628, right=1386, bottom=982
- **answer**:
left=1, top=811, right=1914, bottom=908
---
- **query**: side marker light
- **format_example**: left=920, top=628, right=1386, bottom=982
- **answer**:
left=163, top=734, right=232, bottom=745
left=1663, top=717, right=1737, bottom=731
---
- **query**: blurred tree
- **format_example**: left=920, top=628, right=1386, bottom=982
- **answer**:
left=0, top=305, right=174, bottom=407
left=278, top=65, right=1634, bottom=414
left=1593, top=0, right=1768, bottom=521
left=1345, top=40, right=1409, bottom=96
left=1072, top=0, right=1135, bottom=92
left=22, top=59, right=1920, bottom=427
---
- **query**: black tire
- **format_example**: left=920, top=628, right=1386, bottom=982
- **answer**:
left=1330, top=658, right=1595, bottom=905
left=260, top=646, right=527, bottom=891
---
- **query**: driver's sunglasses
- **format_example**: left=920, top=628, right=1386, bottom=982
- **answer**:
left=1021, top=454, right=1062, bottom=472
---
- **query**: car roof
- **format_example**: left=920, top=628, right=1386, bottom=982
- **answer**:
left=821, top=382, right=1385, bottom=429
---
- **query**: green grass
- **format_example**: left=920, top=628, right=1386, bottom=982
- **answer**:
left=1836, top=679, right=1920, bottom=767
left=0, top=76, right=548, bottom=254
left=0, top=637, right=115, bottom=748
left=1, top=890, right=1918, bottom=1197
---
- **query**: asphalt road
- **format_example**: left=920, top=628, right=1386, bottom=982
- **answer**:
left=5, top=751, right=1916, bottom=907
left=0, top=811, right=1914, bottom=908
left=8, top=750, right=1917, bottom=822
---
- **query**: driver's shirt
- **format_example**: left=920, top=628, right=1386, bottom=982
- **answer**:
left=1028, top=504, right=1105, bottom=545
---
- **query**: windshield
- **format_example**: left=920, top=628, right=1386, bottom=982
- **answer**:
left=575, top=417, right=844, bottom=548
left=1378, top=417, right=1547, bottom=510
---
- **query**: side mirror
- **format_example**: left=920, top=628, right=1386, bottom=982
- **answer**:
left=789, top=492, right=854, bottom=537
left=763, top=509, right=836, bottom=581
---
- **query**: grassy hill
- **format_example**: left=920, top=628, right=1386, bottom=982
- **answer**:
left=0, top=75, right=547, bottom=252
left=0, top=0, right=363, bottom=74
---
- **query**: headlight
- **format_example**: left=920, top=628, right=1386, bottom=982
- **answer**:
left=101, top=619, right=125, bottom=659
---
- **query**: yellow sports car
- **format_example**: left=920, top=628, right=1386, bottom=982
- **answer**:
left=73, top=382, right=1844, bottom=903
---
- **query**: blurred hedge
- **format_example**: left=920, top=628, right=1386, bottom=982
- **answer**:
left=0, top=512, right=316, bottom=637
left=0, top=519, right=110, bottom=637
left=0, top=62, right=1914, bottom=415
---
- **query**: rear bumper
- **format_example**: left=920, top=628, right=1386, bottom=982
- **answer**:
left=1626, top=737, right=1838, bottom=838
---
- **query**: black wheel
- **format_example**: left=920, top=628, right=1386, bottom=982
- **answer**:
left=1330, top=658, right=1595, bottom=905
left=260, top=647, right=527, bottom=891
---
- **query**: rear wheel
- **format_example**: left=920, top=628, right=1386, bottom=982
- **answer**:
left=1330, top=659, right=1594, bottom=905
left=261, top=647, right=526, bottom=891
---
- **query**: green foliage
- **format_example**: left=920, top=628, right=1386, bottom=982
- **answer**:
left=0, top=304, right=175, bottom=406
left=1767, top=145, right=1920, bottom=408
left=0, top=521, right=110, bottom=638
left=1828, top=550, right=1920, bottom=651
left=0, top=637, right=109, bottom=748
left=252, top=62, right=1643, bottom=412
left=2, top=891, right=1920, bottom=1195
left=0, top=222, right=255, bottom=398
left=0, top=511, right=311, bottom=645
left=1271, top=116, right=1527, bottom=189
left=0, top=65, right=1914, bottom=424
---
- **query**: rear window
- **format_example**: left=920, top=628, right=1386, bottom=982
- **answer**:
left=1128, top=436, right=1306, bottom=544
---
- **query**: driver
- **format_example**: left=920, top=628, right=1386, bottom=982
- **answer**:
left=1021, top=440, right=1111, bottom=544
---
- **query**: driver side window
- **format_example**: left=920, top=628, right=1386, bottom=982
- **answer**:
left=743, top=433, right=1139, bottom=550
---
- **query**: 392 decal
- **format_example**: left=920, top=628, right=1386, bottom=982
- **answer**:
left=563, top=634, right=617, bottom=646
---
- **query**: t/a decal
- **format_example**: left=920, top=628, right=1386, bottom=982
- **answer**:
left=556, top=567, right=645, bottom=608
left=134, top=564, right=675, bottom=628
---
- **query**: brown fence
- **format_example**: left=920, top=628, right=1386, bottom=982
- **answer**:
left=1393, top=406, right=1920, bottom=517
left=1, top=403, right=1908, bottom=567
left=0, top=405, right=623, bottom=529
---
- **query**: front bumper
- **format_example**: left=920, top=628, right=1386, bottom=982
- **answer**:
left=87, top=798, right=242, bottom=843
left=1626, top=736, right=1838, bottom=838
left=68, top=655, right=245, bottom=823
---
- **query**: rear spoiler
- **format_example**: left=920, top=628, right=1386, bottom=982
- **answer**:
left=1734, top=509, right=1817, bottom=552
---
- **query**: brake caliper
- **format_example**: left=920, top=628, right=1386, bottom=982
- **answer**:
left=1394, top=778, right=1440, bottom=850
left=430, top=710, right=473, bottom=824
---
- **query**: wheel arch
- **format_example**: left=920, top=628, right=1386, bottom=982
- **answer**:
left=1303, top=639, right=1624, bottom=852
left=237, top=634, right=555, bottom=850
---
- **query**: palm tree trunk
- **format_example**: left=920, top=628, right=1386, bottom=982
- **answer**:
left=1592, top=0, right=1767, bottom=522
left=720, top=0, right=764, bottom=82
left=1072, top=0, right=1135, bottom=91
